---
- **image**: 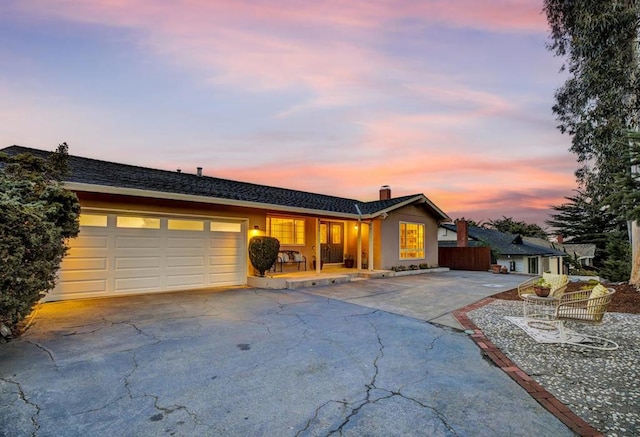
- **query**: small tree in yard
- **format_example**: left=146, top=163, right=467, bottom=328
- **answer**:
left=248, top=236, right=279, bottom=276
left=0, top=144, right=80, bottom=339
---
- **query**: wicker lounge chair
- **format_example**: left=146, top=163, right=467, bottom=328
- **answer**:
left=552, top=284, right=618, bottom=350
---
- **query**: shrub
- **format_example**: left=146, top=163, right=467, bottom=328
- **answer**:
left=248, top=236, right=280, bottom=276
left=0, top=144, right=80, bottom=339
left=419, top=263, right=430, bottom=269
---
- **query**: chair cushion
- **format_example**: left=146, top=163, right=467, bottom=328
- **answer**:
left=587, top=283, right=609, bottom=315
left=280, top=252, right=289, bottom=262
left=293, top=253, right=302, bottom=262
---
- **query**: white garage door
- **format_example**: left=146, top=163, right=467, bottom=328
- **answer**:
left=50, top=212, right=246, bottom=301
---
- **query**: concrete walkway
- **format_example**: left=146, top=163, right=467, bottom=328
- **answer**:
left=0, top=272, right=572, bottom=436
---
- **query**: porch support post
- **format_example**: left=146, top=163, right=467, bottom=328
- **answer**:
left=368, top=221, right=374, bottom=271
left=315, top=218, right=321, bottom=273
left=357, top=221, right=362, bottom=270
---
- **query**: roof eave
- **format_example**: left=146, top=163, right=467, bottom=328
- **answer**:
left=65, top=182, right=361, bottom=219
left=371, top=195, right=450, bottom=221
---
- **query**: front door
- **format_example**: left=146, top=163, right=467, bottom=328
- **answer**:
left=320, top=222, right=344, bottom=263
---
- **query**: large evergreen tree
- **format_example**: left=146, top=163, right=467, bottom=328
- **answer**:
left=544, top=0, right=640, bottom=286
left=0, top=144, right=80, bottom=338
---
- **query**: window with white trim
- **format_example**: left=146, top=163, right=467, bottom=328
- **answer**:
left=116, top=216, right=160, bottom=229
left=79, top=214, right=108, bottom=227
left=268, top=217, right=305, bottom=245
left=399, top=222, right=425, bottom=259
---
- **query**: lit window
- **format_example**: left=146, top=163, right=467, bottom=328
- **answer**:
left=320, top=224, right=327, bottom=244
left=79, top=214, right=108, bottom=227
left=399, top=222, right=425, bottom=259
left=268, top=217, right=305, bottom=245
left=210, top=221, right=242, bottom=233
left=116, top=216, right=160, bottom=229
left=331, top=224, right=341, bottom=244
left=168, top=219, right=204, bottom=231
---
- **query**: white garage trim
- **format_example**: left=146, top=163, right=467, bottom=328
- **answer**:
left=49, top=210, right=248, bottom=301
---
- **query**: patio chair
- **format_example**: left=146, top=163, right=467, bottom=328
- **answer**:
left=517, top=272, right=569, bottom=299
left=552, top=284, right=618, bottom=350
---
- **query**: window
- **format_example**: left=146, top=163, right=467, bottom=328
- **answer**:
left=79, top=214, right=108, bottom=227
left=319, top=224, right=327, bottom=244
left=116, top=216, right=160, bottom=229
left=399, top=222, right=425, bottom=259
left=168, top=219, right=204, bottom=231
left=331, top=224, right=341, bottom=244
left=509, top=261, right=516, bottom=272
left=268, top=217, right=305, bottom=245
left=210, top=221, right=242, bottom=233
left=528, top=257, right=539, bottom=274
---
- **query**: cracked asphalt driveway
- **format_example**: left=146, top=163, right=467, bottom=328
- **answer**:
left=1, top=276, right=573, bottom=436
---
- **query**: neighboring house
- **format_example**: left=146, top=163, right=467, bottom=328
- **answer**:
left=1, top=146, right=450, bottom=301
left=559, top=243, right=596, bottom=268
left=524, top=237, right=596, bottom=269
left=438, top=223, right=566, bottom=275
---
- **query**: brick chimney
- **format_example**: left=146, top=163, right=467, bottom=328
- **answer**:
left=379, top=185, right=391, bottom=200
left=456, top=220, right=468, bottom=247
left=556, top=234, right=564, bottom=244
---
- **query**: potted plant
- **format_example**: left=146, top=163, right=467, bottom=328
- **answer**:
left=533, top=278, right=552, bottom=297
left=312, top=255, right=324, bottom=270
left=344, top=254, right=355, bottom=268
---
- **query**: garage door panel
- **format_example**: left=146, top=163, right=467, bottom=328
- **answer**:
left=210, top=246, right=242, bottom=257
left=166, top=274, right=206, bottom=288
left=209, top=272, right=241, bottom=284
left=167, top=256, right=205, bottom=267
left=69, top=236, right=109, bottom=248
left=114, top=267, right=162, bottom=279
left=168, top=237, right=205, bottom=248
left=209, top=236, right=241, bottom=248
left=56, top=280, right=108, bottom=294
left=209, top=263, right=240, bottom=274
left=114, top=276, right=161, bottom=292
left=115, top=236, right=161, bottom=249
left=58, top=268, right=109, bottom=282
left=210, top=254, right=242, bottom=265
left=61, top=257, right=108, bottom=271
left=66, top=247, right=110, bottom=258
left=115, top=257, right=161, bottom=270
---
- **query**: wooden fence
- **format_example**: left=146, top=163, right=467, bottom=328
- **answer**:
left=438, top=247, right=491, bottom=271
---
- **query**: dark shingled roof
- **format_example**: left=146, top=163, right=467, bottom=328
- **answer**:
left=1, top=145, right=448, bottom=219
left=439, top=223, right=566, bottom=257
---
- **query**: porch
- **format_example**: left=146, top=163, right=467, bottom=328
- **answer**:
left=246, top=265, right=449, bottom=290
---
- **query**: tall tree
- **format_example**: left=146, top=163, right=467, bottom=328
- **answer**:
left=547, top=187, right=628, bottom=271
left=544, top=0, right=640, bottom=287
left=487, top=216, right=548, bottom=239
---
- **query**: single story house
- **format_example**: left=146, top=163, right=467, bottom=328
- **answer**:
left=2, top=146, right=450, bottom=301
left=438, top=222, right=566, bottom=274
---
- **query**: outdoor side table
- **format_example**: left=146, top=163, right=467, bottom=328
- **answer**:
left=522, top=294, right=559, bottom=330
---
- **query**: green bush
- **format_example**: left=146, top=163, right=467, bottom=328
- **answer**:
left=248, top=236, right=280, bottom=276
left=0, top=144, right=80, bottom=338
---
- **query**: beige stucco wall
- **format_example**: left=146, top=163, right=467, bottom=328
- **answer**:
left=376, top=204, right=440, bottom=269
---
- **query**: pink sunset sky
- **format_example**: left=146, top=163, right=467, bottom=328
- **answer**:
left=0, top=0, right=576, bottom=226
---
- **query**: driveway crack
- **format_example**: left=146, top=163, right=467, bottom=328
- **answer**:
left=24, top=340, right=58, bottom=368
left=2, top=377, right=41, bottom=436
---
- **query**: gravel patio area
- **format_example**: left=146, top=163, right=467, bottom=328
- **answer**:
left=468, top=300, right=639, bottom=437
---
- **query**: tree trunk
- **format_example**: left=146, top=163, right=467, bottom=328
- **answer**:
left=631, top=220, right=640, bottom=288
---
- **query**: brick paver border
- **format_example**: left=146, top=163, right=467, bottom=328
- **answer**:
left=453, top=297, right=603, bottom=437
